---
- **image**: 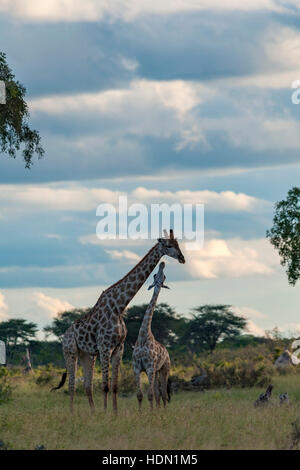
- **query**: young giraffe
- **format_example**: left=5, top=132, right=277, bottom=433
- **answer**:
left=132, top=261, right=171, bottom=410
left=52, top=230, right=185, bottom=413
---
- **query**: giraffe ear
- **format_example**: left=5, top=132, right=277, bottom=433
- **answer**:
left=163, top=229, right=169, bottom=239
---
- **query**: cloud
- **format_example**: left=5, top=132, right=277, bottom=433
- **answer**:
left=276, top=323, right=300, bottom=336
left=27, top=72, right=300, bottom=165
left=81, top=236, right=280, bottom=282
left=105, top=249, right=141, bottom=263
left=212, top=70, right=300, bottom=89
left=198, top=115, right=300, bottom=152
left=29, top=79, right=211, bottom=151
left=184, top=238, right=279, bottom=280
left=29, top=80, right=208, bottom=116
left=216, top=26, right=300, bottom=90
left=0, top=0, right=286, bottom=23
left=244, top=319, right=267, bottom=337
left=265, top=26, right=300, bottom=71
left=44, top=233, right=64, bottom=240
left=132, top=187, right=270, bottom=213
left=34, top=292, right=74, bottom=318
left=79, top=234, right=151, bottom=247
left=232, top=306, right=267, bottom=337
left=0, top=262, right=112, bottom=289
left=0, top=292, right=9, bottom=321
left=0, top=182, right=270, bottom=215
left=0, top=184, right=122, bottom=212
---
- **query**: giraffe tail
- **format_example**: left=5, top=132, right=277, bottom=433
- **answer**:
left=167, top=378, right=172, bottom=402
left=51, top=371, right=67, bottom=391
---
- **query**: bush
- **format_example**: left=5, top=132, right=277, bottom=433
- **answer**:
left=34, top=364, right=61, bottom=386
left=119, top=364, right=136, bottom=395
left=0, top=367, right=13, bottom=404
left=170, top=347, right=275, bottom=390
left=275, top=364, right=297, bottom=376
left=201, top=358, right=274, bottom=388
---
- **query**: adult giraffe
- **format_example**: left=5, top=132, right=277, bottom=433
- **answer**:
left=52, top=230, right=185, bottom=412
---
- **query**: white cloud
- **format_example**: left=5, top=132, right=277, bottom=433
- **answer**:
left=132, top=187, right=270, bottom=213
left=276, top=323, right=300, bottom=336
left=82, top=236, right=281, bottom=281
left=29, top=79, right=211, bottom=151
left=232, top=306, right=266, bottom=320
left=184, top=238, right=279, bottom=280
left=214, top=26, right=300, bottom=91
left=245, top=319, right=266, bottom=337
left=105, top=249, right=141, bottom=263
left=0, top=292, right=9, bottom=321
left=28, top=71, right=300, bottom=154
left=34, top=292, right=74, bottom=318
left=44, top=233, right=64, bottom=240
left=0, top=183, right=269, bottom=214
left=213, top=70, right=300, bottom=90
left=200, top=114, right=300, bottom=152
left=0, top=183, right=122, bottom=212
left=265, top=26, right=300, bottom=71
left=121, top=57, right=139, bottom=71
left=232, top=306, right=267, bottom=337
left=80, top=234, right=151, bottom=247
left=29, top=80, right=208, bottom=116
left=0, top=0, right=285, bottom=23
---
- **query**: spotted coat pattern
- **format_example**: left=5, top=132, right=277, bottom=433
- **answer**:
left=132, top=262, right=171, bottom=410
left=61, top=236, right=185, bottom=412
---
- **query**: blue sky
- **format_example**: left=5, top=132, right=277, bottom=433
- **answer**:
left=1, top=0, right=300, bottom=337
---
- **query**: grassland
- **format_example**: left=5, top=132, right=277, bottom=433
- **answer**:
left=1, top=372, right=300, bottom=450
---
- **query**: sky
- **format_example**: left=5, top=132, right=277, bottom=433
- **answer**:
left=1, top=0, right=300, bottom=338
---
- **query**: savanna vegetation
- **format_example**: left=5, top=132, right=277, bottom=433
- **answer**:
left=1, top=358, right=300, bottom=450
left=0, top=302, right=299, bottom=450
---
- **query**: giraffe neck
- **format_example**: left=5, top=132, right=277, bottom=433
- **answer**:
left=96, top=242, right=163, bottom=314
left=138, top=288, right=160, bottom=341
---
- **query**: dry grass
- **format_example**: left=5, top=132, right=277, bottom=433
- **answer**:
left=1, top=372, right=300, bottom=450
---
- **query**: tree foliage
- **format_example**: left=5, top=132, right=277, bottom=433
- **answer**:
left=183, top=305, right=247, bottom=354
left=44, top=308, right=90, bottom=340
left=266, top=186, right=300, bottom=285
left=124, top=302, right=188, bottom=360
left=0, top=318, right=38, bottom=347
left=0, top=52, right=44, bottom=167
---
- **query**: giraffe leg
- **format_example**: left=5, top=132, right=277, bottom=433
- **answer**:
left=159, top=361, right=170, bottom=408
left=79, top=352, right=96, bottom=412
left=63, top=349, right=78, bottom=414
left=154, top=372, right=161, bottom=408
left=146, top=366, right=156, bottom=410
left=99, top=349, right=110, bottom=411
left=133, top=365, right=143, bottom=411
left=111, top=343, right=124, bottom=413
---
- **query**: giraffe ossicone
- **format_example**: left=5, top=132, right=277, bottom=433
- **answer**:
left=52, top=230, right=185, bottom=413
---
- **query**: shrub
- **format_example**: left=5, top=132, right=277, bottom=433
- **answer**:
left=275, top=364, right=296, bottom=376
left=34, top=364, right=61, bottom=386
left=199, top=358, right=274, bottom=388
left=119, top=364, right=137, bottom=395
left=0, top=367, right=13, bottom=404
left=290, top=419, right=300, bottom=450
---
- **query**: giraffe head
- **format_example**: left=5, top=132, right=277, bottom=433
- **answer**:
left=148, top=261, right=170, bottom=291
left=157, top=229, right=185, bottom=264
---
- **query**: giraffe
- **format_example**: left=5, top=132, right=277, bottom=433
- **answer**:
left=51, top=229, right=185, bottom=413
left=132, top=261, right=171, bottom=411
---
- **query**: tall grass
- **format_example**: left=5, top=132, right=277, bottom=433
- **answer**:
left=1, top=371, right=300, bottom=450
